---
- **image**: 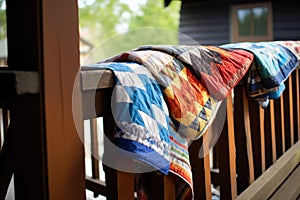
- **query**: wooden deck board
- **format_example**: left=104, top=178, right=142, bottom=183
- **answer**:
left=269, top=163, right=300, bottom=200
left=236, top=140, right=300, bottom=200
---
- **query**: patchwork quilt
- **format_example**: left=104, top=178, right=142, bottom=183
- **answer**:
left=91, top=45, right=254, bottom=198
left=221, top=41, right=299, bottom=108
left=275, top=40, right=300, bottom=61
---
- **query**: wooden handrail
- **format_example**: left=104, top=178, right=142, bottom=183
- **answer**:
left=236, top=140, right=300, bottom=200
left=1, top=56, right=298, bottom=200
left=81, top=67, right=300, bottom=200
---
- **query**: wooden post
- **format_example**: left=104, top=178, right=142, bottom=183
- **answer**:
left=296, top=70, right=300, bottom=140
left=117, top=171, right=134, bottom=200
left=5, top=0, right=85, bottom=199
left=90, top=118, right=100, bottom=197
left=233, top=85, right=254, bottom=194
left=189, top=133, right=212, bottom=200
left=242, top=88, right=255, bottom=183
left=42, top=0, right=86, bottom=199
left=274, top=98, right=283, bottom=158
left=288, top=76, right=294, bottom=145
left=269, top=100, right=277, bottom=163
left=283, top=80, right=292, bottom=150
left=217, top=93, right=237, bottom=200
left=264, top=104, right=273, bottom=169
left=90, top=119, right=100, bottom=179
left=291, top=70, right=299, bottom=143
left=163, top=174, right=176, bottom=200
left=259, top=107, right=266, bottom=173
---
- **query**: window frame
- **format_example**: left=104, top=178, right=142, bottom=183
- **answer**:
left=231, top=2, right=273, bottom=42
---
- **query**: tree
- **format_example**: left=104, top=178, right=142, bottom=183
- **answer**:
left=129, top=0, right=180, bottom=32
left=122, top=0, right=181, bottom=46
left=78, top=0, right=181, bottom=63
left=78, top=0, right=132, bottom=44
left=0, top=0, right=6, bottom=39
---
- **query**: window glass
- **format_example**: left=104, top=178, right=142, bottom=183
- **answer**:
left=238, top=8, right=251, bottom=36
left=232, top=2, right=272, bottom=42
left=253, top=7, right=268, bottom=36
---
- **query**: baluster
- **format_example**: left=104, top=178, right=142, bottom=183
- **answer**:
left=296, top=70, right=300, bottom=140
left=273, top=98, right=283, bottom=158
left=117, top=171, right=134, bottom=200
left=242, top=87, right=255, bottom=184
left=90, top=118, right=100, bottom=197
left=163, top=174, right=176, bottom=200
left=190, top=132, right=212, bottom=200
left=288, top=76, right=295, bottom=145
left=264, top=103, right=273, bottom=169
left=248, top=99, right=263, bottom=178
left=217, top=92, right=237, bottom=200
left=269, top=100, right=277, bottom=163
left=282, top=78, right=292, bottom=150
left=234, top=85, right=254, bottom=194
left=259, top=107, right=266, bottom=173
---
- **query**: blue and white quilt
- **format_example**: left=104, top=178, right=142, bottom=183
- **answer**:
left=221, top=41, right=299, bottom=107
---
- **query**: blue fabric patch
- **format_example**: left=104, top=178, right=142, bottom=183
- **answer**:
left=115, top=138, right=170, bottom=174
left=221, top=41, right=299, bottom=107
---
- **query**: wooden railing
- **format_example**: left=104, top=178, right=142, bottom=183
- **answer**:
left=80, top=66, right=300, bottom=200
left=1, top=67, right=298, bottom=199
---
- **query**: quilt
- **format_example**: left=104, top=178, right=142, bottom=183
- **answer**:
left=221, top=41, right=299, bottom=108
left=103, top=46, right=253, bottom=139
left=91, top=45, right=253, bottom=199
left=275, top=40, right=300, bottom=61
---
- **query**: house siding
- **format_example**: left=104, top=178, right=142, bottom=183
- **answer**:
left=179, top=1, right=230, bottom=45
left=273, top=2, right=300, bottom=41
left=179, top=0, right=300, bottom=45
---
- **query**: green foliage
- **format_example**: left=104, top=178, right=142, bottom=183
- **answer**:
left=79, top=0, right=132, bottom=44
left=85, top=28, right=180, bottom=64
left=127, top=0, right=180, bottom=46
left=0, top=0, right=6, bottom=39
left=79, top=0, right=181, bottom=58
left=129, top=0, right=180, bottom=31
left=0, top=0, right=181, bottom=45
left=0, top=0, right=181, bottom=62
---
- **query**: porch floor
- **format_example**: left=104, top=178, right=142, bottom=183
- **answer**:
left=269, top=163, right=300, bottom=200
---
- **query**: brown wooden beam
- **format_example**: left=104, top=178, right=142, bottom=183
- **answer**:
left=5, top=0, right=47, bottom=199
left=41, top=0, right=86, bottom=199
left=236, top=140, right=300, bottom=200
left=189, top=134, right=212, bottom=200
left=218, top=93, right=237, bottom=200
left=85, top=176, right=106, bottom=197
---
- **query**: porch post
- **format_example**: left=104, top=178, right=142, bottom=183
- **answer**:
left=5, top=0, right=85, bottom=199
left=41, top=0, right=86, bottom=199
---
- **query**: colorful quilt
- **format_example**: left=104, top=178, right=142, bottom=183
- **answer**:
left=91, top=45, right=253, bottom=199
left=93, top=61, right=193, bottom=195
left=221, top=41, right=299, bottom=108
left=103, top=46, right=253, bottom=139
left=134, top=45, right=254, bottom=101
left=275, top=40, right=300, bottom=62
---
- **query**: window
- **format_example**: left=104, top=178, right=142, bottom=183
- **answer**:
left=231, top=2, right=273, bottom=42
